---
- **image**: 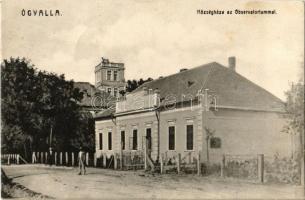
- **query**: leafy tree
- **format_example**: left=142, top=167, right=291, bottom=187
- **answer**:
left=1, top=58, right=94, bottom=160
left=125, top=77, right=153, bottom=93
left=283, top=81, right=304, bottom=154
left=283, top=80, right=304, bottom=185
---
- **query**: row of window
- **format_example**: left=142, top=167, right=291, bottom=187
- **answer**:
left=95, top=70, right=119, bottom=83
left=106, top=70, right=118, bottom=81
left=107, top=87, right=118, bottom=97
left=99, top=128, right=150, bottom=151
left=98, top=125, right=221, bottom=151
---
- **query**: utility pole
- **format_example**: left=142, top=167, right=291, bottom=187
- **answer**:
left=301, top=123, right=304, bottom=186
left=49, top=123, right=53, bottom=148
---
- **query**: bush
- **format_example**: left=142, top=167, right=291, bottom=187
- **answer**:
left=265, top=154, right=300, bottom=184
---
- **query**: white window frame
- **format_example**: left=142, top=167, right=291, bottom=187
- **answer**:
left=106, top=70, right=112, bottom=81
left=168, top=121, right=176, bottom=151
left=113, top=70, right=118, bottom=81
left=131, top=126, right=138, bottom=151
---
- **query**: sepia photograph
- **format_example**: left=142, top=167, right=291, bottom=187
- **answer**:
left=1, top=0, right=304, bottom=199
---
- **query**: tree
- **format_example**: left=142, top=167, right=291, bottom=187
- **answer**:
left=283, top=80, right=304, bottom=185
left=1, top=58, right=94, bottom=160
left=204, top=126, right=215, bottom=164
left=125, top=78, right=153, bottom=93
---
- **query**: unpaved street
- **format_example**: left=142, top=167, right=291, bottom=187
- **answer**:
left=2, top=165, right=304, bottom=199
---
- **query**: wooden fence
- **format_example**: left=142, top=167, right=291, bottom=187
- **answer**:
left=31, top=151, right=145, bottom=169
left=159, top=151, right=202, bottom=175
left=1, top=154, right=28, bottom=165
left=9, top=151, right=267, bottom=183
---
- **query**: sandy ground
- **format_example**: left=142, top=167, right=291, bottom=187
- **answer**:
left=2, top=165, right=304, bottom=199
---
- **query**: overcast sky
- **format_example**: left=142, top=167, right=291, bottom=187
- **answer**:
left=2, top=0, right=304, bottom=100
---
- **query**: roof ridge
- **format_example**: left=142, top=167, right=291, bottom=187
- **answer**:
left=207, top=62, right=284, bottom=103
left=135, top=62, right=217, bottom=92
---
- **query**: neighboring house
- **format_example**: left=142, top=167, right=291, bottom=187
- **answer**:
left=74, top=82, right=114, bottom=114
left=94, top=57, right=126, bottom=97
left=94, top=57, right=292, bottom=165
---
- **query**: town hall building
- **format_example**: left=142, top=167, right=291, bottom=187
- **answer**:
left=94, top=57, right=291, bottom=167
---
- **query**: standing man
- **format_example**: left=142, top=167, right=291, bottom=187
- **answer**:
left=78, top=146, right=86, bottom=175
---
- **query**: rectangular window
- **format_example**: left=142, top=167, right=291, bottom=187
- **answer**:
left=121, top=131, right=125, bottom=150
left=99, top=133, right=103, bottom=150
left=108, top=132, right=112, bottom=150
left=186, top=125, right=194, bottom=150
left=107, top=70, right=111, bottom=80
left=114, top=88, right=118, bottom=97
left=168, top=126, right=175, bottom=150
left=146, top=128, right=152, bottom=150
left=107, top=88, right=112, bottom=94
left=113, top=71, right=118, bottom=81
left=132, top=129, right=138, bottom=150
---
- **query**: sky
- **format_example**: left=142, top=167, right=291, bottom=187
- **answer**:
left=2, top=0, right=304, bottom=100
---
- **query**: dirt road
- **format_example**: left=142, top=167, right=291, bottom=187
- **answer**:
left=2, top=165, right=304, bottom=199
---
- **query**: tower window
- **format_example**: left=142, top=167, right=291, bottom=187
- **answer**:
left=107, top=70, right=112, bottom=81
left=113, top=71, right=118, bottom=81
left=114, top=88, right=118, bottom=97
left=107, top=88, right=112, bottom=94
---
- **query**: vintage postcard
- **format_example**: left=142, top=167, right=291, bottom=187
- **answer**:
left=1, top=0, right=304, bottom=199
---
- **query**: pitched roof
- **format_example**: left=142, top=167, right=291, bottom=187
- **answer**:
left=94, top=108, right=115, bottom=119
left=74, top=82, right=112, bottom=108
left=134, top=62, right=285, bottom=112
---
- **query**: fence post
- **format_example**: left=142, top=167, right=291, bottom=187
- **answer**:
left=120, top=142, right=123, bottom=169
left=54, top=152, right=57, bottom=165
left=86, top=153, right=89, bottom=166
left=258, top=154, right=264, bottom=183
left=32, top=152, right=35, bottom=164
left=17, top=154, right=20, bottom=165
left=60, top=152, right=63, bottom=165
left=160, top=153, right=164, bottom=174
left=65, top=152, right=68, bottom=166
left=103, top=153, right=107, bottom=168
left=45, top=152, right=48, bottom=164
left=71, top=152, right=75, bottom=166
left=93, top=153, right=97, bottom=167
left=221, top=154, right=226, bottom=177
left=177, top=153, right=181, bottom=174
left=7, top=155, right=10, bottom=165
left=114, top=153, right=118, bottom=170
left=197, top=150, right=201, bottom=175
left=41, top=152, right=44, bottom=164
left=144, top=140, right=147, bottom=170
left=36, top=152, right=39, bottom=163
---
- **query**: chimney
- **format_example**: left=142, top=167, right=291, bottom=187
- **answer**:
left=180, top=68, right=188, bottom=72
left=228, top=57, right=236, bottom=71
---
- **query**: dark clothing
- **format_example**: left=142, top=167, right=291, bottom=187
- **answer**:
left=78, top=151, right=86, bottom=175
